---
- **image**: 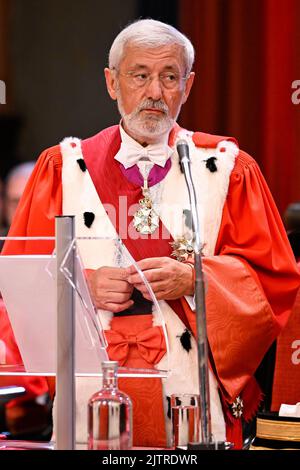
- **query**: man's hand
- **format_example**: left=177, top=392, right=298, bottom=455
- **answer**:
left=87, top=267, right=134, bottom=313
left=126, top=257, right=194, bottom=301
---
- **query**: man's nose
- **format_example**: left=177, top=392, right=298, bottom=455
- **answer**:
left=145, top=76, right=163, bottom=101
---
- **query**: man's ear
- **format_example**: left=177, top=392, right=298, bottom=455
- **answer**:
left=181, top=72, right=195, bottom=105
left=104, top=67, right=117, bottom=100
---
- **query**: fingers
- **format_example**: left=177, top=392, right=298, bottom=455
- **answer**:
left=91, top=269, right=132, bottom=293
left=130, top=257, right=192, bottom=301
left=134, top=280, right=168, bottom=294
left=88, top=259, right=186, bottom=307
left=128, top=268, right=164, bottom=285
left=91, top=284, right=133, bottom=307
left=100, top=266, right=129, bottom=281
left=140, top=290, right=167, bottom=301
left=126, top=257, right=168, bottom=275
left=106, top=280, right=133, bottom=293
left=100, top=299, right=134, bottom=313
left=87, top=267, right=134, bottom=310
left=103, top=292, right=133, bottom=303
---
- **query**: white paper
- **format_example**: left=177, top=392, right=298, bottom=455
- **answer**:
left=279, top=402, right=300, bottom=418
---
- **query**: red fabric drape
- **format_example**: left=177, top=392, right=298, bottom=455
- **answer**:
left=179, top=0, right=300, bottom=214
left=261, top=0, right=300, bottom=214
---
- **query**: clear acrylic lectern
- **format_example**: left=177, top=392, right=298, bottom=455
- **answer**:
left=0, top=216, right=170, bottom=450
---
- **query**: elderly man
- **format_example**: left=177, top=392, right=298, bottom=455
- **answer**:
left=2, top=19, right=300, bottom=449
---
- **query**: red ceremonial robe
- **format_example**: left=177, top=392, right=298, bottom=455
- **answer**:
left=2, top=125, right=300, bottom=448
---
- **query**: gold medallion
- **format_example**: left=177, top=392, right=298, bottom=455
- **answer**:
left=133, top=180, right=159, bottom=235
left=230, top=396, right=244, bottom=418
left=170, top=237, right=194, bottom=262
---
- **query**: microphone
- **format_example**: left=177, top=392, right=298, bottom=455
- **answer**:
left=176, top=139, right=190, bottom=173
left=176, top=137, right=213, bottom=447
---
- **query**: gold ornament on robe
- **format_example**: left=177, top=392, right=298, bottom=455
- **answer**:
left=230, top=396, right=244, bottom=418
left=170, top=237, right=194, bottom=262
left=133, top=179, right=159, bottom=235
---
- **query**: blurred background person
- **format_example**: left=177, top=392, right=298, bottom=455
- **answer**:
left=0, top=162, right=35, bottom=250
left=4, top=161, right=36, bottom=226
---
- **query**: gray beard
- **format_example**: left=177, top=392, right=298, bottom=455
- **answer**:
left=116, top=92, right=177, bottom=142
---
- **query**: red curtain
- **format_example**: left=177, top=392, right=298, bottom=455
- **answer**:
left=179, top=0, right=300, bottom=214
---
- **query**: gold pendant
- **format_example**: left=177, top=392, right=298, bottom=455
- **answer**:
left=170, top=237, right=194, bottom=262
left=230, top=396, right=244, bottom=418
left=133, top=182, right=159, bottom=235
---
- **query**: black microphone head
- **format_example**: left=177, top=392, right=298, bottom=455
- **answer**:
left=176, top=139, right=190, bottom=173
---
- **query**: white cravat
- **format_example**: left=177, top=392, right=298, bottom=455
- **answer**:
left=115, top=125, right=174, bottom=169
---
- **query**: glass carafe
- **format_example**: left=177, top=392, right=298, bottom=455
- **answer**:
left=87, top=361, right=132, bottom=450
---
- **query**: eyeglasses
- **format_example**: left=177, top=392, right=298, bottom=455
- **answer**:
left=113, top=69, right=188, bottom=90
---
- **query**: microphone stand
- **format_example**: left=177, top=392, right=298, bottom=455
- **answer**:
left=179, top=144, right=228, bottom=450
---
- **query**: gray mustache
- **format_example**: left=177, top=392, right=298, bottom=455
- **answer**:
left=137, top=100, right=168, bottom=114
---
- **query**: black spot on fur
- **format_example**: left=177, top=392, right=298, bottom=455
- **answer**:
left=179, top=329, right=192, bottom=353
left=77, top=158, right=87, bottom=172
left=83, top=212, right=95, bottom=228
left=205, top=157, right=217, bottom=172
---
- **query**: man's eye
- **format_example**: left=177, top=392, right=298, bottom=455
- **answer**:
left=133, top=74, right=148, bottom=81
left=163, top=74, right=177, bottom=81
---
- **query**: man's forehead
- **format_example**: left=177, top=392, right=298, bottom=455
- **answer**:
left=120, top=44, right=185, bottom=69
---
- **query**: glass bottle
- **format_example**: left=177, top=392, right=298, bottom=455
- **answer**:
left=87, top=360, right=132, bottom=450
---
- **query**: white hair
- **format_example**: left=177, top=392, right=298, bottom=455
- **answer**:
left=109, top=19, right=195, bottom=75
